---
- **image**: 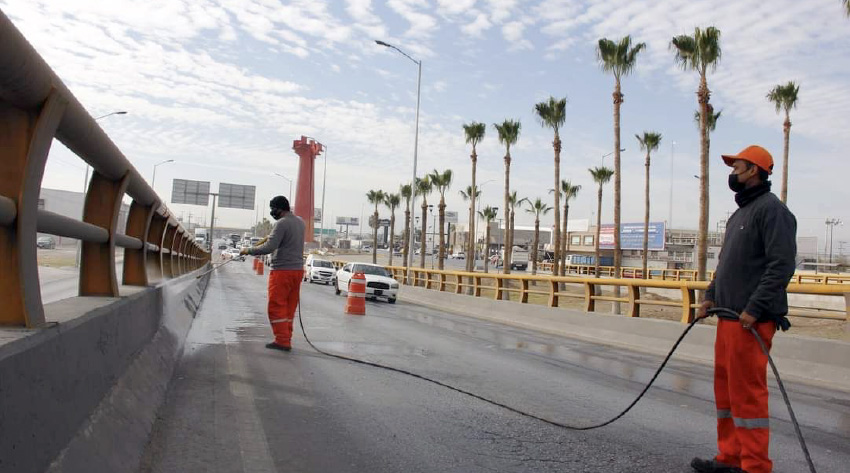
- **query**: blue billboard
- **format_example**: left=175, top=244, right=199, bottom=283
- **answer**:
left=600, top=222, right=666, bottom=251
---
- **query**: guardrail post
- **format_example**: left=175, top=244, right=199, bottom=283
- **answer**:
left=548, top=280, right=558, bottom=307
left=0, top=90, right=67, bottom=326
left=844, top=293, right=850, bottom=334
left=474, top=275, right=481, bottom=297
left=681, top=287, right=696, bottom=323
left=80, top=171, right=130, bottom=296
left=520, top=279, right=529, bottom=304
left=627, top=284, right=640, bottom=317
left=161, top=223, right=176, bottom=279
left=455, top=274, right=463, bottom=294
left=122, top=200, right=154, bottom=286
left=494, top=277, right=503, bottom=300
left=584, top=281, right=596, bottom=312
left=439, top=272, right=446, bottom=292
left=147, top=213, right=167, bottom=282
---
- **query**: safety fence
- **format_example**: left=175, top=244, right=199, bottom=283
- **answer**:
left=0, top=12, right=209, bottom=328
left=384, top=267, right=850, bottom=324
left=326, top=259, right=849, bottom=324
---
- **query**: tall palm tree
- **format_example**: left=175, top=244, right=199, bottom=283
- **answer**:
left=766, top=81, right=800, bottom=203
left=597, top=36, right=646, bottom=309
left=384, top=193, right=401, bottom=266
left=463, top=122, right=486, bottom=272
left=429, top=169, right=454, bottom=270
left=534, top=96, right=567, bottom=276
left=552, top=180, right=581, bottom=275
left=460, top=184, right=481, bottom=264
left=478, top=206, right=498, bottom=273
left=415, top=176, right=432, bottom=268
left=366, top=190, right=386, bottom=264
left=844, top=0, right=850, bottom=16
left=400, top=183, right=413, bottom=269
left=493, top=119, right=521, bottom=274
left=671, top=26, right=722, bottom=282
left=525, top=198, right=553, bottom=275
left=589, top=167, right=614, bottom=277
left=636, top=132, right=663, bottom=278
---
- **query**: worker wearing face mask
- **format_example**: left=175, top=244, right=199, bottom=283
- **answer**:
left=691, top=146, right=797, bottom=473
left=241, top=196, right=306, bottom=352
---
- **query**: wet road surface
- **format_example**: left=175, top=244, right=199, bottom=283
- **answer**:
left=139, top=260, right=850, bottom=472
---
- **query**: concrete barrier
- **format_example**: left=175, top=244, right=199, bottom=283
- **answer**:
left=0, top=270, right=210, bottom=473
left=399, top=285, right=850, bottom=393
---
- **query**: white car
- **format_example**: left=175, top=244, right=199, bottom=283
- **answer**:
left=335, top=262, right=399, bottom=304
left=304, top=256, right=336, bottom=285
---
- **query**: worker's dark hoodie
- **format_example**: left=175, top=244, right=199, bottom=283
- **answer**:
left=706, top=182, right=797, bottom=323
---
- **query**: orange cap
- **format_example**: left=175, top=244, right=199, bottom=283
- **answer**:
left=721, top=145, right=774, bottom=175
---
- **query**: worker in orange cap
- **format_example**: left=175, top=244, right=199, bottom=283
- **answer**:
left=691, top=146, right=797, bottom=473
left=241, top=196, right=306, bottom=352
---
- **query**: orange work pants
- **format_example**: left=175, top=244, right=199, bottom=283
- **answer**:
left=714, top=318, right=776, bottom=473
left=267, top=270, right=303, bottom=347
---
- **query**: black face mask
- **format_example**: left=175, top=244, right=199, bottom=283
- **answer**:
left=270, top=208, right=283, bottom=220
left=728, top=173, right=747, bottom=193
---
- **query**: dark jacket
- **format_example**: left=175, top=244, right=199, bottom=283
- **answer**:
left=706, top=183, right=797, bottom=322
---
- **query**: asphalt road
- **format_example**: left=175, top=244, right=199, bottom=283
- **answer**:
left=139, top=260, right=850, bottom=473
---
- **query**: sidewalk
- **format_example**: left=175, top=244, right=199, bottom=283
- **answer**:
left=398, top=284, right=850, bottom=393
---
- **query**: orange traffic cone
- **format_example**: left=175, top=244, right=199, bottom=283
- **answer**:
left=345, top=272, right=367, bottom=315
left=256, top=257, right=264, bottom=275
left=253, top=258, right=259, bottom=270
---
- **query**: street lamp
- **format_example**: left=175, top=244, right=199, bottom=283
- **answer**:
left=273, top=173, right=293, bottom=202
left=601, top=148, right=625, bottom=167
left=826, top=218, right=843, bottom=264
left=376, top=39, right=422, bottom=282
left=93, top=110, right=128, bottom=120
left=476, top=179, right=496, bottom=262
left=151, top=159, right=175, bottom=188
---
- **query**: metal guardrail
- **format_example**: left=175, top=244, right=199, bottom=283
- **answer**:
left=0, top=12, right=209, bottom=328
left=326, top=259, right=849, bottom=324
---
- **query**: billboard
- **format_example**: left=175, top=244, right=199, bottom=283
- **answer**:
left=445, top=211, right=458, bottom=224
left=336, top=217, right=359, bottom=225
left=217, top=183, right=256, bottom=210
left=600, top=222, right=666, bottom=250
left=314, top=208, right=322, bottom=223
left=171, top=179, right=210, bottom=206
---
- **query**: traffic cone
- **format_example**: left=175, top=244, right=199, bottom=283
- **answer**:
left=345, top=272, right=367, bottom=316
left=253, top=258, right=259, bottom=270
left=256, top=257, right=264, bottom=275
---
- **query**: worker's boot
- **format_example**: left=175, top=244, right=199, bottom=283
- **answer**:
left=691, top=457, right=746, bottom=473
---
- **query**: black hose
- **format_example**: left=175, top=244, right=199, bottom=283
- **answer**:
left=707, top=308, right=817, bottom=473
left=296, top=302, right=701, bottom=431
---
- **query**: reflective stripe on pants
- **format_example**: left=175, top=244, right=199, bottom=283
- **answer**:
left=267, top=269, right=303, bottom=347
left=714, top=318, right=776, bottom=473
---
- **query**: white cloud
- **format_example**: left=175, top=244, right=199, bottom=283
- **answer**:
left=462, top=13, right=492, bottom=37
left=387, top=0, right=439, bottom=39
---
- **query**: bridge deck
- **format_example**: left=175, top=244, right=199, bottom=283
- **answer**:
left=140, top=261, right=850, bottom=473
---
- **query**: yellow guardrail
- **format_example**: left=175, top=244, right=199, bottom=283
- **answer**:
left=329, top=260, right=849, bottom=325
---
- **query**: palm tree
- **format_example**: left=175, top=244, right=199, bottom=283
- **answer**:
left=845, top=0, right=850, bottom=16
left=589, top=167, right=614, bottom=277
left=400, top=183, right=413, bottom=269
left=493, top=119, right=521, bottom=274
left=671, top=26, right=722, bottom=282
left=766, top=81, right=800, bottom=203
left=507, top=191, right=525, bottom=275
left=429, top=169, right=454, bottom=270
left=525, top=198, right=553, bottom=275
left=478, top=206, right=498, bottom=273
left=597, top=36, right=646, bottom=309
left=415, top=176, right=432, bottom=268
left=384, top=193, right=401, bottom=266
left=366, top=190, right=386, bottom=264
left=460, top=184, right=481, bottom=264
left=533, top=96, right=567, bottom=276
left=636, top=132, right=663, bottom=278
left=551, top=180, right=581, bottom=275
left=463, top=122, right=486, bottom=271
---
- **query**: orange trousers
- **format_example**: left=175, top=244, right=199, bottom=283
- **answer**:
left=714, top=318, right=776, bottom=473
left=267, top=270, right=303, bottom=347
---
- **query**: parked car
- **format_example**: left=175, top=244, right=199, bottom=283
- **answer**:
left=36, top=236, right=56, bottom=249
left=335, top=262, right=399, bottom=303
left=304, top=256, right=336, bottom=285
left=450, top=252, right=465, bottom=260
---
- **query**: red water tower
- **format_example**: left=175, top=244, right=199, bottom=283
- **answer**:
left=292, top=136, right=323, bottom=243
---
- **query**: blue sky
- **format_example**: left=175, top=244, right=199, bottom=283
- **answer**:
left=4, top=0, right=850, bottom=246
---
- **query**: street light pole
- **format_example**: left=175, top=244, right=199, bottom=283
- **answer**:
left=151, top=159, right=175, bottom=188
left=601, top=148, right=625, bottom=167
left=476, top=179, right=496, bottom=264
left=669, top=140, right=676, bottom=231
left=376, top=39, right=421, bottom=284
left=273, top=173, right=293, bottom=202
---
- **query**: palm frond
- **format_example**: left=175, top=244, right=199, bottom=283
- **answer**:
left=589, top=166, right=614, bottom=184
left=636, top=131, right=663, bottom=152
left=534, top=96, right=567, bottom=132
left=463, top=121, right=486, bottom=147
left=597, top=35, right=646, bottom=78
left=493, top=119, right=522, bottom=147
left=766, top=81, right=800, bottom=114
left=694, top=109, right=722, bottom=132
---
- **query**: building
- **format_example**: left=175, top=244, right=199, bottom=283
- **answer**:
left=38, top=188, right=129, bottom=247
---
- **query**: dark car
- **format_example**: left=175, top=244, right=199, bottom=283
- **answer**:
left=37, top=236, right=56, bottom=249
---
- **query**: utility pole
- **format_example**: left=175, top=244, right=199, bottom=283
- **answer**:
left=209, top=193, right=218, bottom=254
